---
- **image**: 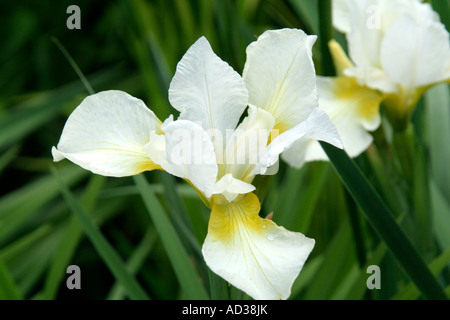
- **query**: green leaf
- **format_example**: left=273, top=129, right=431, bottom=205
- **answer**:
left=0, top=165, right=88, bottom=246
left=0, top=66, right=125, bottom=151
left=320, top=142, right=447, bottom=300
left=318, top=0, right=335, bottom=77
left=0, top=224, right=51, bottom=263
left=431, top=0, right=450, bottom=32
left=107, top=227, right=158, bottom=300
left=425, top=83, right=450, bottom=202
left=133, top=174, right=210, bottom=300
left=287, top=0, right=319, bottom=34
left=0, top=257, right=22, bottom=300
left=41, top=175, right=106, bottom=300
left=51, top=167, right=150, bottom=300
left=392, top=247, right=450, bottom=300
left=430, top=180, right=450, bottom=249
left=304, top=218, right=357, bottom=299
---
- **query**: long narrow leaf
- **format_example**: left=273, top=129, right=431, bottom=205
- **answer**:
left=133, top=174, right=209, bottom=300
left=107, top=227, right=157, bottom=300
left=0, top=257, right=22, bottom=300
left=320, top=142, right=447, bottom=300
left=51, top=167, right=150, bottom=300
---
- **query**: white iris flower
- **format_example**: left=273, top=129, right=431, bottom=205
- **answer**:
left=52, top=29, right=342, bottom=300
left=306, top=0, right=450, bottom=161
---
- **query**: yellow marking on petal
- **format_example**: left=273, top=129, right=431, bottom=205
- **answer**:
left=333, top=77, right=382, bottom=122
left=328, top=40, right=353, bottom=76
left=268, top=124, right=283, bottom=145
left=135, top=160, right=162, bottom=174
left=272, top=122, right=289, bottom=135
left=207, top=193, right=274, bottom=242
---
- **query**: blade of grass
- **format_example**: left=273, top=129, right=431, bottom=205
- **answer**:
left=0, top=166, right=88, bottom=246
left=51, top=37, right=94, bottom=95
left=304, top=218, right=357, bottom=299
left=0, top=65, right=125, bottom=151
left=133, top=174, right=209, bottom=300
left=51, top=166, right=150, bottom=300
left=107, top=227, right=157, bottom=300
left=0, top=257, right=22, bottom=300
left=0, top=145, right=19, bottom=174
left=41, top=175, right=105, bottom=300
left=425, top=83, right=450, bottom=202
left=321, top=141, right=447, bottom=300
left=0, top=224, right=52, bottom=262
left=291, top=254, right=324, bottom=298
left=430, top=180, right=450, bottom=249
left=431, top=0, right=450, bottom=32
left=294, top=163, right=330, bottom=233
left=392, top=247, right=450, bottom=300
left=288, top=0, right=319, bottom=34
left=318, top=0, right=335, bottom=76
left=208, top=269, right=229, bottom=300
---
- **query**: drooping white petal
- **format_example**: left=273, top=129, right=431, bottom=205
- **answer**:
left=213, top=173, right=255, bottom=203
left=243, top=28, right=318, bottom=132
left=202, top=193, right=315, bottom=300
left=52, top=90, right=161, bottom=177
left=144, top=118, right=218, bottom=199
left=380, top=16, right=450, bottom=91
left=168, top=36, right=248, bottom=135
left=254, top=108, right=342, bottom=174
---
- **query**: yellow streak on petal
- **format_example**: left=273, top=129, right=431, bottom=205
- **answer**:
left=333, top=77, right=382, bottom=122
left=207, top=193, right=274, bottom=242
left=135, top=160, right=162, bottom=174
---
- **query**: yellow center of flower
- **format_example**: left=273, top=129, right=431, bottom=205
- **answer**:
left=207, top=193, right=274, bottom=242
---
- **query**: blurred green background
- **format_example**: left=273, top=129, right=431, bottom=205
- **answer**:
left=1, top=0, right=449, bottom=300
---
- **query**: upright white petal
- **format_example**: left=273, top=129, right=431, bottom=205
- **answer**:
left=202, top=193, right=315, bottom=300
left=169, top=36, right=248, bottom=135
left=222, top=105, right=276, bottom=183
left=144, top=118, right=218, bottom=199
left=243, top=29, right=318, bottom=132
left=52, top=90, right=161, bottom=177
left=380, top=16, right=450, bottom=91
left=333, top=0, right=351, bottom=33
